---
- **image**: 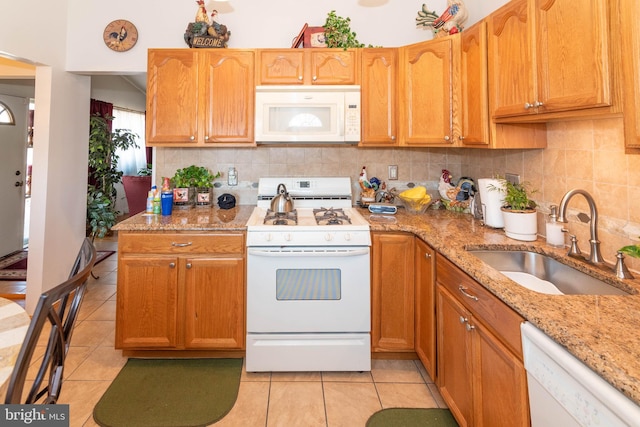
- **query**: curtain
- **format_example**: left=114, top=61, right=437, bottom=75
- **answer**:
left=90, top=99, right=113, bottom=130
left=112, top=107, right=147, bottom=176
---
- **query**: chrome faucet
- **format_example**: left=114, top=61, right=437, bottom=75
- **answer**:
left=557, top=189, right=605, bottom=265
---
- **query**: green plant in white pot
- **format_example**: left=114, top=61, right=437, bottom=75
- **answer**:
left=171, top=166, right=220, bottom=208
left=492, top=179, right=538, bottom=241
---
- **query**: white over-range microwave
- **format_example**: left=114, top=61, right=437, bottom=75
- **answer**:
left=255, top=85, right=361, bottom=144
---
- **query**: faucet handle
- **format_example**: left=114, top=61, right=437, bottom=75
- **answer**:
left=614, top=251, right=635, bottom=279
left=567, top=235, right=583, bottom=258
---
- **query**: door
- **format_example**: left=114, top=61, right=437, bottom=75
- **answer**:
left=0, top=94, right=27, bottom=257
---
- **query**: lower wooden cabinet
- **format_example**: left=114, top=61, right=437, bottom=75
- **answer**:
left=436, top=254, right=529, bottom=427
left=414, top=238, right=436, bottom=379
left=371, top=232, right=415, bottom=352
left=115, top=232, right=245, bottom=351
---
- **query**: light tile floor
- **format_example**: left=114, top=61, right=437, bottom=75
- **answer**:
left=19, top=233, right=448, bottom=426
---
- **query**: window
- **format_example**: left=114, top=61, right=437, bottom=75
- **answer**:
left=0, top=101, right=15, bottom=125
left=112, top=107, right=146, bottom=175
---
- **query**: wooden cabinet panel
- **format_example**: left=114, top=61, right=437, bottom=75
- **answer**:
left=146, top=49, right=255, bottom=147
left=202, top=50, right=255, bottom=143
left=146, top=50, right=200, bottom=144
left=371, top=232, right=415, bottom=352
left=184, top=257, right=245, bottom=349
left=400, top=37, right=457, bottom=146
left=116, top=231, right=246, bottom=351
left=116, top=255, right=179, bottom=348
left=415, top=239, right=437, bottom=380
left=257, top=49, right=359, bottom=85
left=620, top=0, right=640, bottom=151
left=360, top=48, right=398, bottom=146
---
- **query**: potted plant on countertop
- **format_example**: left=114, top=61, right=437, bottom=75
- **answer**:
left=170, top=165, right=221, bottom=208
left=491, top=179, right=538, bottom=241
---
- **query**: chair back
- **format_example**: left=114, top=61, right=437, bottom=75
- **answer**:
left=4, top=237, right=97, bottom=404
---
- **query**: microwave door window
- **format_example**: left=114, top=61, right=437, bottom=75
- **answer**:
left=268, top=106, right=335, bottom=135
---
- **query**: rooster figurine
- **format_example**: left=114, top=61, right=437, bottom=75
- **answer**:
left=438, top=169, right=456, bottom=201
left=416, top=1, right=469, bottom=37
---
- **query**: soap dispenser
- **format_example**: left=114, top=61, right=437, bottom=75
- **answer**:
left=546, top=205, right=565, bottom=247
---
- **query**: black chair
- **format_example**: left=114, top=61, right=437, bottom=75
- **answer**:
left=4, top=237, right=97, bottom=404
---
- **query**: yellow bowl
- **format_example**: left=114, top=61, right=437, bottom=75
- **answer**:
left=397, top=194, right=434, bottom=214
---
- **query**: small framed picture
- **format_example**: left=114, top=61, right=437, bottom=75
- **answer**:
left=303, top=26, right=327, bottom=48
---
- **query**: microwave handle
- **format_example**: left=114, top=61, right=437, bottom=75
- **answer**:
left=338, top=100, right=345, bottom=137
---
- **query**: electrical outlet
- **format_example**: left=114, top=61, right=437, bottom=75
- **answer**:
left=505, top=173, right=520, bottom=185
left=388, top=165, right=398, bottom=180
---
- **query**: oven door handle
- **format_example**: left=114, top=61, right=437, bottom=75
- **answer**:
left=247, top=248, right=370, bottom=257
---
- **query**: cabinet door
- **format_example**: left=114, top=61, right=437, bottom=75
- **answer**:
left=309, top=49, right=359, bottom=85
left=488, top=0, right=536, bottom=119
left=258, top=50, right=306, bottom=84
left=621, top=0, right=640, bottom=150
left=415, top=239, right=436, bottom=380
left=360, top=48, right=398, bottom=146
left=116, top=255, right=179, bottom=348
left=146, top=50, right=199, bottom=144
left=400, top=38, right=456, bottom=146
left=437, top=286, right=473, bottom=427
left=201, top=50, right=255, bottom=143
left=459, top=21, right=490, bottom=146
left=473, top=321, right=530, bottom=427
left=535, top=0, right=611, bottom=113
left=371, top=233, right=415, bottom=351
left=184, top=257, right=245, bottom=349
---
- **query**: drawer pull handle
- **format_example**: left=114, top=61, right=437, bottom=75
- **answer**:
left=169, top=262, right=176, bottom=268
left=171, top=242, right=193, bottom=247
left=458, top=285, right=479, bottom=301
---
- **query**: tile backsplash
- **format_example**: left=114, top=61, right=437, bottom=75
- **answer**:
left=155, top=116, right=640, bottom=271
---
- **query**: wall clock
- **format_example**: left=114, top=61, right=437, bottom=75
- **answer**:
left=103, top=19, right=138, bottom=52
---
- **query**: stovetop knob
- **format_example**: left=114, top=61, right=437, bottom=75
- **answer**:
left=325, top=233, right=333, bottom=241
left=344, top=233, right=352, bottom=241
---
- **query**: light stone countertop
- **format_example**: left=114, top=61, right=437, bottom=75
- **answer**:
left=112, top=204, right=640, bottom=405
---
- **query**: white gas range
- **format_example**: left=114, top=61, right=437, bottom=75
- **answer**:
left=245, top=177, right=371, bottom=372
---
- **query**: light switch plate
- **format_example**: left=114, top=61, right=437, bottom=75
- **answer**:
left=388, top=165, right=398, bottom=180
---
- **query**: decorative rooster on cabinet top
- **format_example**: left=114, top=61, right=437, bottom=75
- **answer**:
left=416, top=0, right=469, bottom=38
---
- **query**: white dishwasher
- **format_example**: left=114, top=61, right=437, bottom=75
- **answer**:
left=521, top=322, right=640, bottom=427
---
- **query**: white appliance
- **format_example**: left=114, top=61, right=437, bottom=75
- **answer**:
left=521, top=322, right=640, bottom=426
left=477, top=178, right=505, bottom=228
left=254, top=85, right=361, bottom=144
left=246, top=177, right=371, bottom=372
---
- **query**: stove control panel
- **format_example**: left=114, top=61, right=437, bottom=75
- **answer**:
left=247, top=231, right=371, bottom=247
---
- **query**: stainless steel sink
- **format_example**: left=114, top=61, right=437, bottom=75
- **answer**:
left=468, top=250, right=631, bottom=295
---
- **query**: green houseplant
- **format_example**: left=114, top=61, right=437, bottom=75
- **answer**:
left=491, top=179, right=538, bottom=241
left=171, top=165, right=220, bottom=208
left=87, top=114, right=138, bottom=238
left=323, top=10, right=378, bottom=49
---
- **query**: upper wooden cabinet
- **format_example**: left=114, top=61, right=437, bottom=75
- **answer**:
left=399, top=37, right=459, bottom=147
left=488, top=0, right=614, bottom=121
left=257, top=49, right=360, bottom=85
left=360, top=48, right=398, bottom=146
left=620, top=0, right=640, bottom=152
left=146, top=49, right=255, bottom=147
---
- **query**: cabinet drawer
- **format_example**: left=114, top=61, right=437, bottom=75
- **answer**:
left=436, top=254, right=524, bottom=357
left=119, top=232, right=244, bottom=255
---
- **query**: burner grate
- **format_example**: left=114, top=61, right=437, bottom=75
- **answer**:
left=264, top=209, right=298, bottom=225
left=313, top=208, right=352, bottom=226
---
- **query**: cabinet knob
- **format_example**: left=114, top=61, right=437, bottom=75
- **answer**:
left=169, top=262, right=176, bottom=268
left=190, top=135, right=195, bottom=140
left=204, top=136, right=209, bottom=140
left=458, top=136, right=465, bottom=141
left=466, top=323, right=476, bottom=332
left=444, top=135, right=450, bottom=141
left=425, top=253, right=432, bottom=259
left=459, top=316, right=468, bottom=324
left=312, top=75, right=317, bottom=81
left=524, top=102, right=534, bottom=110
left=186, top=263, right=192, bottom=269
left=534, top=101, right=544, bottom=108
left=391, top=135, right=396, bottom=141
left=298, top=75, right=303, bottom=80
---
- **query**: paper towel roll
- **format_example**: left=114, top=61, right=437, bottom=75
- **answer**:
left=478, top=178, right=505, bottom=228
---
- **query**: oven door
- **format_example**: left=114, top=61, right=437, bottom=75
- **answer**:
left=246, top=246, right=370, bottom=333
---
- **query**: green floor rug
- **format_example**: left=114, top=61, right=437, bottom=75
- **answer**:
left=366, top=408, right=459, bottom=427
left=93, top=358, right=243, bottom=427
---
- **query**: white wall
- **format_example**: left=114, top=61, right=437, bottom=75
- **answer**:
left=65, top=0, right=512, bottom=73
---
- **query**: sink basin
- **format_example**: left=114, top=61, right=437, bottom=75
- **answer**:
left=468, top=250, right=631, bottom=295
